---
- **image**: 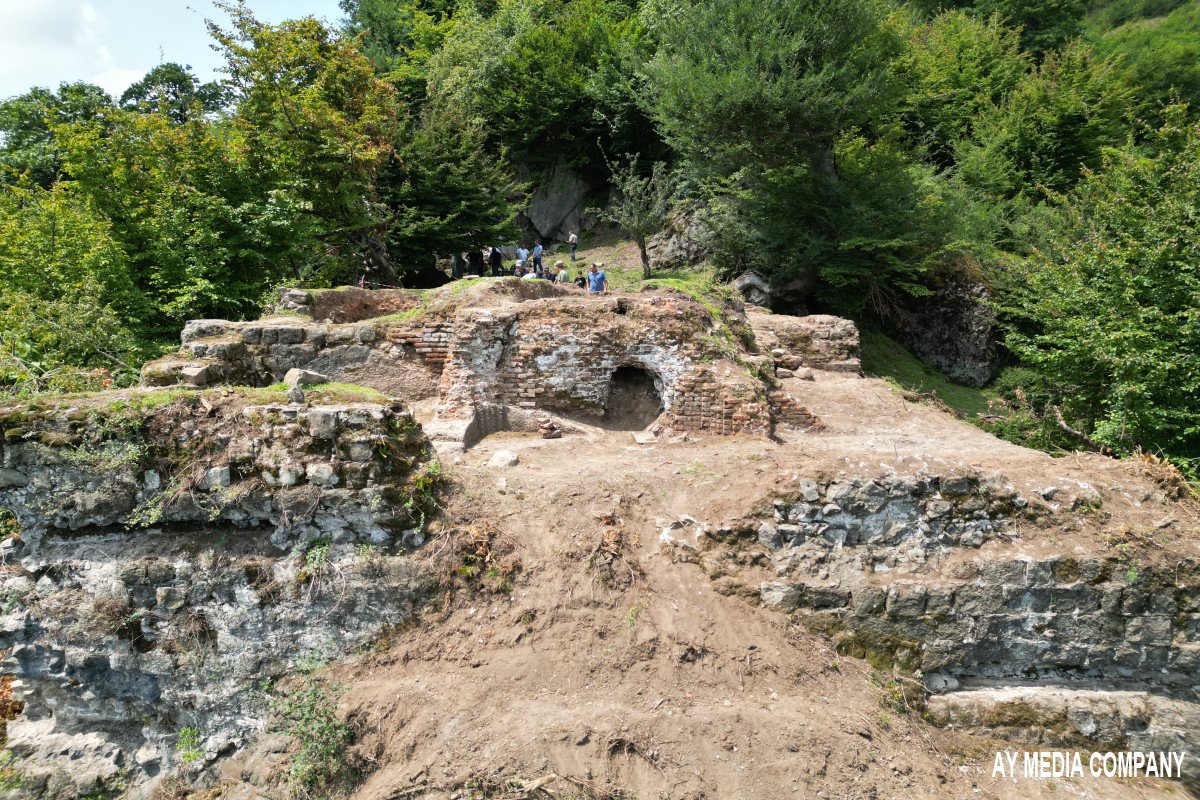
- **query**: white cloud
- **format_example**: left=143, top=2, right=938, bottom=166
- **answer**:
left=0, top=0, right=140, bottom=99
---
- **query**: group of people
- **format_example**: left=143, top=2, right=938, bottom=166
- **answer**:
left=465, top=231, right=607, bottom=292
left=511, top=258, right=608, bottom=292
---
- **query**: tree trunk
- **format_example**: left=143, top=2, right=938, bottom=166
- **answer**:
left=638, top=237, right=651, bottom=279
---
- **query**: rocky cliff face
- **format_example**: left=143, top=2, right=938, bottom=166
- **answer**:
left=0, top=389, right=440, bottom=799
left=887, top=280, right=1001, bottom=387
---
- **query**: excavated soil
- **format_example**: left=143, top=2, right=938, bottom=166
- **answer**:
left=307, top=369, right=1198, bottom=800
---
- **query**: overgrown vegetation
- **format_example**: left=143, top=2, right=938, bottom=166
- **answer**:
left=272, top=677, right=359, bottom=798
left=2, top=0, right=1199, bottom=470
left=441, top=520, right=523, bottom=595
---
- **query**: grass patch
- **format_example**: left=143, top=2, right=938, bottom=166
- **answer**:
left=859, top=329, right=995, bottom=418
left=305, top=383, right=391, bottom=404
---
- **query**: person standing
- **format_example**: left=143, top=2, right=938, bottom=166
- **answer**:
left=532, top=240, right=544, bottom=271
left=587, top=262, right=608, bottom=294
left=568, top=231, right=578, bottom=261
left=488, top=246, right=503, bottom=276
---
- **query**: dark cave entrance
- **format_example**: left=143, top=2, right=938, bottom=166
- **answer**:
left=602, top=366, right=664, bottom=431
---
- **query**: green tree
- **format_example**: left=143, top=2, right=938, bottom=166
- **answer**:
left=900, top=10, right=1030, bottom=167
left=208, top=0, right=401, bottom=283
left=1092, top=2, right=1200, bottom=122
left=973, top=0, right=1087, bottom=54
left=426, top=0, right=654, bottom=179
left=120, top=62, right=227, bottom=122
left=56, top=109, right=304, bottom=331
left=640, top=0, right=903, bottom=175
left=340, top=0, right=453, bottom=101
left=954, top=41, right=1134, bottom=200
left=599, top=158, right=673, bottom=279
left=641, top=0, right=958, bottom=311
left=1003, top=108, right=1200, bottom=471
left=0, top=183, right=139, bottom=392
left=0, top=83, right=113, bottom=186
left=383, top=107, right=521, bottom=267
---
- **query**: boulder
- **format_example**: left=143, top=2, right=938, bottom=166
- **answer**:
left=0, top=469, right=29, bottom=488
left=488, top=450, right=520, bottom=468
left=180, top=364, right=223, bottom=387
left=523, top=161, right=589, bottom=241
left=733, top=272, right=772, bottom=308
left=283, top=368, right=329, bottom=388
left=647, top=206, right=709, bottom=270
left=888, top=280, right=1001, bottom=387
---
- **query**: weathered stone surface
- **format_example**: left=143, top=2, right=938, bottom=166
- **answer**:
left=748, top=309, right=860, bottom=373
left=180, top=363, right=223, bottom=387
left=927, top=687, right=1200, bottom=785
left=0, top=468, right=28, bottom=488
left=888, top=280, right=1000, bottom=387
left=739, top=470, right=1199, bottom=786
left=732, top=272, right=773, bottom=308
left=647, top=206, right=708, bottom=270
left=283, top=368, right=329, bottom=388
left=522, top=160, right=589, bottom=241
left=488, top=450, right=520, bottom=468
left=0, top=392, right=440, bottom=799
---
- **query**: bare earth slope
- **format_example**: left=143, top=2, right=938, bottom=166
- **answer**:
left=280, top=364, right=1197, bottom=800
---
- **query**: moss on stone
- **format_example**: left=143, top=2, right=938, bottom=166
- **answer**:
left=833, top=626, right=923, bottom=674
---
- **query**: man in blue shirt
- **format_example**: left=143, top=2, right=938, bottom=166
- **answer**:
left=587, top=262, right=608, bottom=293
left=532, top=241, right=544, bottom=271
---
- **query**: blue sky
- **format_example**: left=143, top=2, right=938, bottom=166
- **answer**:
left=0, top=0, right=346, bottom=101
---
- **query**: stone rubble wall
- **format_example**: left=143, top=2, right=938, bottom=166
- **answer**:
left=751, top=475, right=1198, bottom=687
left=926, top=686, right=1200, bottom=785
left=748, top=310, right=861, bottom=373
left=0, top=395, right=439, bottom=799
left=698, top=472, right=1200, bottom=787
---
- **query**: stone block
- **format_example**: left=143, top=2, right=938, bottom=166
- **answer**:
left=488, top=450, right=520, bottom=468
left=0, top=468, right=29, bottom=488
left=181, top=364, right=223, bottom=387
left=284, top=368, right=329, bottom=388
left=305, top=462, right=339, bottom=487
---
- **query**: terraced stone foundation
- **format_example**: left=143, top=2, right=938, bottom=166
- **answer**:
left=673, top=472, right=1200, bottom=788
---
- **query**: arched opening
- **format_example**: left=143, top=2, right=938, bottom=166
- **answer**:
left=603, top=366, right=663, bottom=431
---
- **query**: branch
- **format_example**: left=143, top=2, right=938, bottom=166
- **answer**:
left=1051, top=406, right=1109, bottom=454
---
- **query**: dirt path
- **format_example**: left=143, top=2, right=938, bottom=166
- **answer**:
left=332, top=369, right=1194, bottom=800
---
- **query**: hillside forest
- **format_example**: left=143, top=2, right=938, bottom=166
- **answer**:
left=1, top=0, right=1199, bottom=475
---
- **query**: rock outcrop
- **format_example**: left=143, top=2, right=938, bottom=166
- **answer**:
left=646, top=206, right=708, bottom=270
left=521, top=161, right=589, bottom=241
left=674, top=470, right=1200, bottom=788
left=888, top=280, right=1001, bottom=387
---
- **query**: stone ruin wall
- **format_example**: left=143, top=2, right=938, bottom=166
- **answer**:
left=660, top=472, right=1200, bottom=787
left=0, top=394, right=439, bottom=798
left=143, top=282, right=853, bottom=440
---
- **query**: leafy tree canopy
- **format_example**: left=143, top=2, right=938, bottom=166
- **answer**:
left=1003, top=108, right=1200, bottom=470
left=119, top=62, right=227, bottom=122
